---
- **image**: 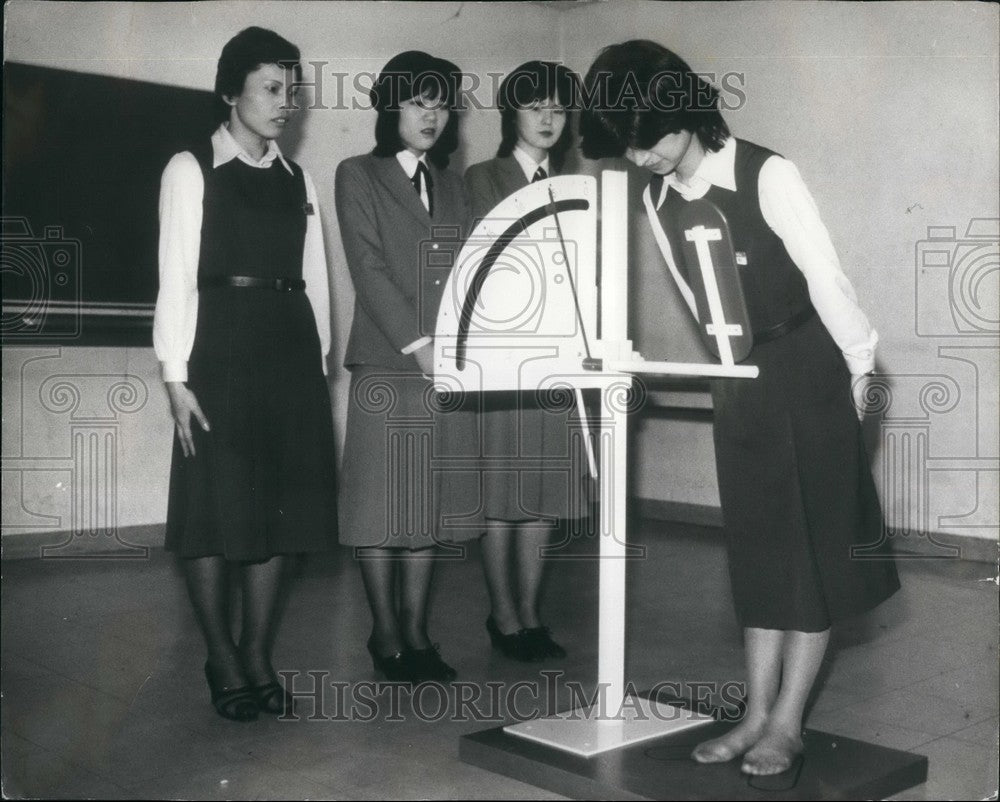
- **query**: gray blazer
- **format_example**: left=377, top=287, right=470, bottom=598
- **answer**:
left=335, top=153, right=472, bottom=371
left=464, top=156, right=532, bottom=222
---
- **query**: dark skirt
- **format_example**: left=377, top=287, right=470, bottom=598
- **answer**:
left=164, top=286, right=337, bottom=561
left=711, top=315, right=899, bottom=632
left=338, top=367, right=482, bottom=549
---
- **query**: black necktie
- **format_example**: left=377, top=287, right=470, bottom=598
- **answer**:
left=532, top=166, right=547, bottom=183
left=411, top=161, right=433, bottom=216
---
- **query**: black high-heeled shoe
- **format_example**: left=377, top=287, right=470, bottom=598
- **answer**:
left=250, top=681, right=294, bottom=716
left=367, top=636, right=414, bottom=683
left=408, top=644, right=457, bottom=683
left=522, top=626, right=567, bottom=659
left=486, top=616, right=537, bottom=663
left=204, top=661, right=259, bottom=722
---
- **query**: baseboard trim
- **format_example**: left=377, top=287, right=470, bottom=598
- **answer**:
left=1, top=524, right=163, bottom=560
left=629, top=497, right=998, bottom=565
left=630, top=498, right=724, bottom=528
left=2, top=511, right=996, bottom=565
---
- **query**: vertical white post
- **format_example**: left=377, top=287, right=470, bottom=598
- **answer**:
left=598, top=170, right=629, bottom=717
left=601, top=171, right=629, bottom=346
left=597, top=391, right=628, bottom=721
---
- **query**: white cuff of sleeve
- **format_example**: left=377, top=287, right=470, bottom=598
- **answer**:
left=162, top=361, right=188, bottom=383
left=844, top=353, right=875, bottom=377
left=401, top=336, right=432, bottom=355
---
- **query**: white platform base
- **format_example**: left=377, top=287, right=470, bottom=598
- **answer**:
left=504, top=697, right=714, bottom=758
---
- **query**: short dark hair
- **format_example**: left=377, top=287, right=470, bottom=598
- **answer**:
left=370, top=51, right=462, bottom=169
left=579, top=40, right=730, bottom=160
left=214, top=27, right=302, bottom=121
left=496, top=61, right=579, bottom=172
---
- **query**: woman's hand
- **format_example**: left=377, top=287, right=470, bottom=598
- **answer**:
left=414, top=341, right=435, bottom=377
left=166, top=382, right=210, bottom=457
left=850, top=373, right=871, bottom=422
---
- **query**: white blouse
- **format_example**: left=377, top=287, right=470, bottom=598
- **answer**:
left=153, top=124, right=331, bottom=382
left=651, top=136, right=877, bottom=375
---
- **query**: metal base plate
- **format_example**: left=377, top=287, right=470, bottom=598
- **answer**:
left=461, top=692, right=928, bottom=800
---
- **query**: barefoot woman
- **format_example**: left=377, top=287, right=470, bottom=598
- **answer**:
left=580, top=40, right=900, bottom=775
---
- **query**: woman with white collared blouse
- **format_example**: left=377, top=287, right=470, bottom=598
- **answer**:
left=334, top=50, right=477, bottom=686
left=580, top=40, right=900, bottom=777
left=462, top=61, right=589, bottom=664
left=153, top=27, right=336, bottom=722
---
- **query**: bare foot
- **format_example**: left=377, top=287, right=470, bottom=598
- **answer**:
left=691, top=717, right=766, bottom=764
left=741, top=727, right=803, bottom=775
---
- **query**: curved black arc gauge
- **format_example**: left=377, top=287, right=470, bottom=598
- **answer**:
left=455, top=198, right=589, bottom=370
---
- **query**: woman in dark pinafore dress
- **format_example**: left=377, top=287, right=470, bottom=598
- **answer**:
left=154, top=27, right=336, bottom=721
left=580, top=40, right=899, bottom=776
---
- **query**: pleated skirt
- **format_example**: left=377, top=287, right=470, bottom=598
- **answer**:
left=467, top=390, right=594, bottom=524
left=164, top=286, right=337, bottom=560
left=711, top=315, right=900, bottom=631
left=338, top=367, right=483, bottom=549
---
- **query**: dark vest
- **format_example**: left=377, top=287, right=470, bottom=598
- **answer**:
left=190, top=140, right=308, bottom=280
left=656, top=139, right=811, bottom=332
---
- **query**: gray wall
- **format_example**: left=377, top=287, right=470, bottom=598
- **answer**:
left=3, top=1, right=997, bottom=548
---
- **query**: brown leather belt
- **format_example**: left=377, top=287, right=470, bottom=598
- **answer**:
left=199, top=275, right=305, bottom=291
left=754, top=305, right=816, bottom=344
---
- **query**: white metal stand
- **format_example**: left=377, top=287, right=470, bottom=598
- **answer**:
left=503, top=171, right=752, bottom=756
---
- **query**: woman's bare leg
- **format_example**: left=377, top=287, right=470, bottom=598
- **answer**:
left=691, top=627, right=783, bottom=763
left=742, top=628, right=829, bottom=775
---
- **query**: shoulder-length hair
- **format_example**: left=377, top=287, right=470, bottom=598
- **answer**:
left=370, top=50, right=462, bottom=169
left=579, top=40, right=730, bottom=160
left=214, top=27, right=302, bottom=123
left=496, top=61, right=579, bottom=172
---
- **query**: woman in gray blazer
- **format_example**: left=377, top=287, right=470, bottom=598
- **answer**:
left=335, top=51, right=474, bottom=684
left=463, top=62, right=589, bottom=663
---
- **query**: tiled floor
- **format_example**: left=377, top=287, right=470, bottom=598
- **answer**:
left=2, top=522, right=997, bottom=799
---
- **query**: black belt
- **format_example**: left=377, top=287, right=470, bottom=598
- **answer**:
left=753, top=305, right=816, bottom=344
left=199, top=275, right=305, bottom=292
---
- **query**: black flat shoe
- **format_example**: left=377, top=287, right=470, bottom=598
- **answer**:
left=486, top=616, right=538, bottom=662
left=408, top=644, right=457, bottom=683
left=251, top=681, right=294, bottom=715
left=522, top=626, right=567, bottom=659
left=367, top=636, right=414, bottom=683
left=204, top=661, right=259, bottom=722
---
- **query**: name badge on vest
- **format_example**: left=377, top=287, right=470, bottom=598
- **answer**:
left=735, top=251, right=748, bottom=266
left=303, top=202, right=315, bottom=216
